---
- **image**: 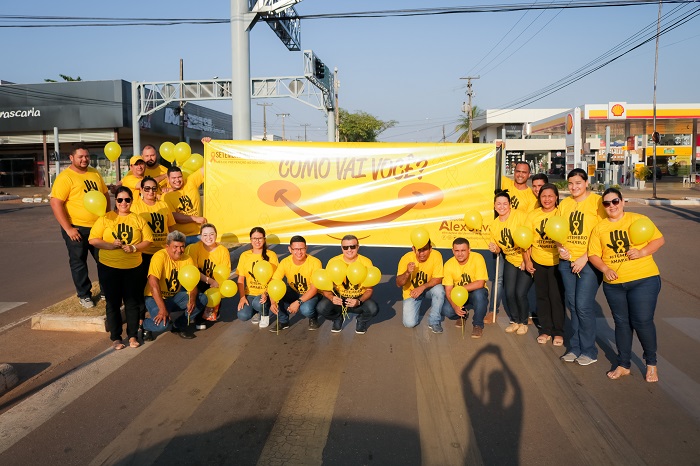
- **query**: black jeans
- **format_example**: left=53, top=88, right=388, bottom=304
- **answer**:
left=97, top=262, right=142, bottom=341
left=532, top=261, right=565, bottom=337
left=316, top=296, right=379, bottom=323
left=503, top=261, right=534, bottom=325
left=137, top=254, right=154, bottom=320
left=60, top=226, right=99, bottom=299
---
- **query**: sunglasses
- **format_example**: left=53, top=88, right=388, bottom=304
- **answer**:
left=116, top=197, right=132, bottom=204
left=341, top=244, right=358, bottom=250
left=602, top=198, right=622, bottom=207
left=142, top=186, right=158, bottom=192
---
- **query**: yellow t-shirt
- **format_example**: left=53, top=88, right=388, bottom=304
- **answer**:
left=327, top=254, right=374, bottom=299
left=525, top=208, right=560, bottom=266
left=236, top=249, right=280, bottom=296
left=397, top=249, right=444, bottom=299
left=588, top=212, right=662, bottom=284
left=144, top=164, right=169, bottom=189
left=89, top=212, right=153, bottom=269
left=501, top=177, right=536, bottom=213
left=131, top=198, right=176, bottom=255
left=186, top=242, right=232, bottom=281
left=120, top=173, right=143, bottom=196
left=50, top=167, right=109, bottom=227
left=272, top=254, right=323, bottom=295
left=145, top=249, right=195, bottom=298
left=163, top=169, right=204, bottom=236
left=556, top=193, right=607, bottom=261
left=442, top=253, right=488, bottom=288
left=490, top=210, right=527, bottom=267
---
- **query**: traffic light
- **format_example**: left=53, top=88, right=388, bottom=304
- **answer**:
left=314, top=58, right=325, bottom=79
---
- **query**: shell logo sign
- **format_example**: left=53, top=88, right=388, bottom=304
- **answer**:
left=566, top=114, right=573, bottom=134
left=608, top=102, right=626, bottom=119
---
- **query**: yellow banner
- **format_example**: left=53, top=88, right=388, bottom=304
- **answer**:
left=204, top=141, right=496, bottom=249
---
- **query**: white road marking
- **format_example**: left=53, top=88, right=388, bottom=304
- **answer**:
left=0, top=302, right=25, bottom=315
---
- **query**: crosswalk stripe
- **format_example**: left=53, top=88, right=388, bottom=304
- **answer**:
left=0, top=302, right=26, bottom=315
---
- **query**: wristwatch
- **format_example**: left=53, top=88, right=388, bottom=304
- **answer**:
left=297, top=298, right=304, bottom=305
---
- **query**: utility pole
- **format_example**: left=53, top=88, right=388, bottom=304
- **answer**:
left=276, top=113, right=289, bottom=140
left=258, top=102, right=272, bottom=140
left=460, top=75, right=480, bottom=143
left=334, top=67, right=340, bottom=142
left=179, top=59, right=186, bottom=142
left=301, top=123, right=310, bottom=142
left=442, top=125, right=446, bottom=143
left=652, top=0, right=662, bottom=199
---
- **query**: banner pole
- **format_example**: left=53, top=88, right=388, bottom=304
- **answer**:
left=492, top=143, right=503, bottom=324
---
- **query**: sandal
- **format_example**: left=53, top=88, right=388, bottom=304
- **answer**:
left=553, top=336, right=564, bottom=346
left=537, top=334, right=552, bottom=344
left=129, top=337, right=141, bottom=348
left=112, top=340, right=126, bottom=351
left=646, top=365, right=658, bottom=383
left=607, top=366, right=631, bottom=380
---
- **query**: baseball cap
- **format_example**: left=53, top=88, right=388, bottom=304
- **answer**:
left=130, top=155, right=145, bottom=165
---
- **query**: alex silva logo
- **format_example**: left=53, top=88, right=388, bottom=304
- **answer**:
left=0, top=107, right=41, bottom=119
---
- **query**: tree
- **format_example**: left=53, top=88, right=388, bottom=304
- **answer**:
left=44, top=74, right=82, bottom=83
left=455, top=104, right=481, bottom=143
left=338, top=108, right=397, bottom=142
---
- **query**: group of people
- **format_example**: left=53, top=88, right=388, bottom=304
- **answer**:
left=485, top=161, right=664, bottom=382
left=51, top=145, right=664, bottom=382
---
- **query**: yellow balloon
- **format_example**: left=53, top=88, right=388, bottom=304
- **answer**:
left=220, top=233, right=239, bottom=247
left=159, top=142, right=175, bottom=163
left=629, top=217, right=655, bottom=245
left=204, top=287, right=222, bottom=307
left=463, top=210, right=483, bottom=230
left=253, top=260, right=273, bottom=286
left=104, top=142, right=122, bottom=162
left=174, top=142, right=192, bottom=165
left=410, top=227, right=430, bottom=249
left=213, top=264, right=231, bottom=284
left=182, top=153, right=204, bottom=172
left=327, top=260, right=348, bottom=285
left=83, top=190, right=107, bottom=217
left=267, top=279, right=287, bottom=302
left=513, top=226, right=534, bottom=249
left=311, top=269, right=333, bottom=291
left=544, top=216, right=568, bottom=244
left=361, top=266, right=382, bottom=288
left=178, top=264, right=200, bottom=292
left=451, top=286, right=469, bottom=307
left=220, top=279, right=237, bottom=298
left=346, top=262, right=368, bottom=285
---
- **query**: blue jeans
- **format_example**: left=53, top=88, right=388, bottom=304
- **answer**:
left=441, top=287, right=489, bottom=328
left=238, top=294, right=269, bottom=321
left=61, top=226, right=99, bottom=299
left=402, top=284, right=445, bottom=327
left=488, top=253, right=511, bottom=320
left=185, top=234, right=200, bottom=246
left=143, top=290, right=206, bottom=332
left=558, top=260, right=603, bottom=359
left=603, top=275, right=661, bottom=368
left=276, top=286, right=319, bottom=324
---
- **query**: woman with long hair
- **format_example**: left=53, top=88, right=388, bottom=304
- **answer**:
left=186, top=223, right=231, bottom=323
left=237, top=227, right=279, bottom=327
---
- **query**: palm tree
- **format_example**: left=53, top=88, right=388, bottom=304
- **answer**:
left=44, top=74, right=82, bottom=83
left=455, top=105, right=480, bottom=143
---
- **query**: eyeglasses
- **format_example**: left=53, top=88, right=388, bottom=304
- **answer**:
left=291, top=247, right=306, bottom=252
left=341, top=244, right=358, bottom=250
left=602, top=198, right=622, bottom=207
left=142, top=186, right=158, bottom=192
left=116, top=198, right=132, bottom=204
left=251, top=236, right=265, bottom=241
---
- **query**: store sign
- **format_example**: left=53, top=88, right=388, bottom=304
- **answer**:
left=608, top=102, right=626, bottom=119
left=0, top=107, right=42, bottom=119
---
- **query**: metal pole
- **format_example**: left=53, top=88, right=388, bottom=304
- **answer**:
left=334, top=67, right=340, bottom=142
left=180, top=59, right=185, bottom=143
left=277, top=113, right=289, bottom=140
left=652, top=0, right=662, bottom=199
left=231, top=0, right=252, bottom=140
left=460, top=75, right=480, bottom=143
left=258, top=103, right=272, bottom=140
left=131, top=82, right=140, bottom=158
left=301, top=123, right=309, bottom=142
left=53, top=127, right=60, bottom=182
left=605, top=125, right=611, bottom=187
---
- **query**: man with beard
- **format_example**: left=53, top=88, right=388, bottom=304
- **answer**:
left=142, top=144, right=170, bottom=192
left=163, top=166, right=206, bottom=246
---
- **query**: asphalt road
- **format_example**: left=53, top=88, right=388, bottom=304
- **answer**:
left=0, top=201, right=699, bottom=465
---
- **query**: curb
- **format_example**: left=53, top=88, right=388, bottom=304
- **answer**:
left=627, top=198, right=700, bottom=206
left=0, top=195, right=20, bottom=201
left=31, top=314, right=107, bottom=333
left=0, top=363, right=19, bottom=396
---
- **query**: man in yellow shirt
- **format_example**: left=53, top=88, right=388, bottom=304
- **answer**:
left=142, top=231, right=207, bottom=340
left=119, top=155, right=146, bottom=196
left=502, top=161, right=537, bottom=213
left=396, top=236, right=445, bottom=333
left=442, top=238, right=489, bottom=338
left=316, top=235, right=379, bottom=334
left=50, top=144, right=110, bottom=308
left=163, top=166, right=206, bottom=246
left=142, top=144, right=169, bottom=191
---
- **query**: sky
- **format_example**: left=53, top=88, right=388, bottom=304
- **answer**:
left=1, top=1, right=698, bottom=143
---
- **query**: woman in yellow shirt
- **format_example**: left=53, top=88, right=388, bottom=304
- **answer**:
left=588, top=188, right=664, bottom=383
left=89, top=187, right=153, bottom=350
left=236, top=227, right=279, bottom=327
left=488, top=191, right=531, bottom=335
left=524, top=183, right=566, bottom=346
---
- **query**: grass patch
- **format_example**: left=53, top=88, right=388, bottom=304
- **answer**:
left=41, top=283, right=106, bottom=318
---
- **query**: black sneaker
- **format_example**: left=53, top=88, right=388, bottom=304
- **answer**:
left=142, top=330, right=153, bottom=342
left=308, top=317, right=320, bottom=331
left=355, top=320, right=368, bottom=334
left=331, top=317, right=343, bottom=333
left=177, top=330, right=196, bottom=339
left=269, top=321, right=290, bottom=332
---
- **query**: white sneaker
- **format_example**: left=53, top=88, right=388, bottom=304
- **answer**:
left=251, top=313, right=261, bottom=324
left=259, top=315, right=270, bottom=328
left=79, top=297, right=95, bottom=309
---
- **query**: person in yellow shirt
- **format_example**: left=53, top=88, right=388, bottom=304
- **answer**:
left=142, top=144, right=170, bottom=192
left=502, top=161, right=537, bottom=213
left=316, top=235, right=380, bottom=335
left=119, top=155, right=146, bottom=196
left=89, top=187, right=153, bottom=350
left=163, top=166, right=206, bottom=246
left=588, top=188, right=664, bottom=383
left=237, top=227, right=279, bottom=327
left=556, top=168, right=607, bottom=366
left=142, top=230, right=207, bottom=340
left=269, top=235, right=322, bottom=331
left=523, top=183, right=565, bottom=346
left=531, top=173, right=549, bottom=199
left=396, top=235, right=445, bottom=333
left=50, top=144, right=110, bottom=309
left=442, top=238, right=489, bottom=338
left=488, top=191, right=531, bottom=335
